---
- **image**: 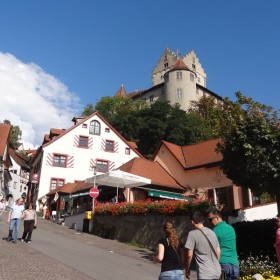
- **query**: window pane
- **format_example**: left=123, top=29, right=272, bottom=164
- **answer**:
left=105, top=140, right=114, bottom=151
left=96, top=160, right=108, bottom=172
left=89, top=121, right=100, bottom=135
left=79, top=136, right=88, bottom=147
left=53, top=155, right=66, bottom=167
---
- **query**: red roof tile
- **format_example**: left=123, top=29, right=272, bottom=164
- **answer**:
left=0, top=124, right=10, bottom=157
left=119, top=157, right=184, bottom=190
left=115, top=85, right=128, bottom=98
left=159, top=139, right=222, bottom=169
left=182, top=139, right=222, bottom=168
left=46, top=181, right=93, bottom=196
left=170, top=58, right=191, bottom=71
left=161, top=141, right=186, bottom=166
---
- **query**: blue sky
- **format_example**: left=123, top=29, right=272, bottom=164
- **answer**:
left=0, top=1, right=280, bottom=148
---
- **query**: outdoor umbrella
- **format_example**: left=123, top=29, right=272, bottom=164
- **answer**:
left=86, top=170, right=151, bottom=202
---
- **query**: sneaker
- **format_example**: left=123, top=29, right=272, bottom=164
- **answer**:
left=21, top=239, right=24, bottom=242
left=12, top=240, right=16, bottom=244
left=26, top=240, right=31, bottom=244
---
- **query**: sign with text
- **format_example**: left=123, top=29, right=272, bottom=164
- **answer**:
left=89, top=188, right=99, bottom=198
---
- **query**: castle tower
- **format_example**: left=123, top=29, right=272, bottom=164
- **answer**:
left=151, top=48, right=178, bottom=86
left=115, top=85, right=128, bottom=98
left=163, top=58, right=197, bottom=112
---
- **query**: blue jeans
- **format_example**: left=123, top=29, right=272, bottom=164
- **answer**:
left=9, top=218, right=21, bottom=241
left=159, top=269, right=184, bottom=280
left=221, top=263, right=239, bottom=280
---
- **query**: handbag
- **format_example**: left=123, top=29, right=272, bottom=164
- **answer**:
left=198, top=229, right=226, bottom=280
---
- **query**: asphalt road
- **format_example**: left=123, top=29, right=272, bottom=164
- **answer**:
left=0, top=212, right=197, bottom=280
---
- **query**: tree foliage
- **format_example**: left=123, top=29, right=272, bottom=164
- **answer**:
left=216, top=92, right=280, bottom=209
left=84, top=96, right=218, bottom=158
left=3, top=119, right=22, bottom=149
left=81, top=104, right=95, bottom=116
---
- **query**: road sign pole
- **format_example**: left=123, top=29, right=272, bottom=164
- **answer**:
left=92, top=166, right=97, bottom=214
left=92, top=197, right=95, bottom=214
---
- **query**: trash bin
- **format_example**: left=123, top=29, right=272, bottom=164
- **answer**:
left=85, top=211, right=92, bottom=220
left=83, top=219, right=89, bottom=233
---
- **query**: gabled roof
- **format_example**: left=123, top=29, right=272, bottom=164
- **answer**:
left=46, top=181, right=92, bottom=196
left=0, top=124, right=10, bottom=158
left=170, top=58, right=191, bottom=71
left=115, top=85, right=128, bottom=98
left=182, top=139, right=222, bottom=169
left=42, top=128, right=66, bottom=145
left=158, top=139, right=222, bottom=170
left=8, top=148, right=30, bottom=170
left=118, top=157, right=185, bottom=191
left=160, top=141, right=186, bottom=166
left=42, top=112, right=144, bottom=158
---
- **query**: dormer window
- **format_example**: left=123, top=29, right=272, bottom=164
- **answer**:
left=164, top=63, right=168, bottom=68
left=89, top=120, right=101, bottom=135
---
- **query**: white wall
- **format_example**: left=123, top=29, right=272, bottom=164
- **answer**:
left=228, top=202, right=277, bottom=224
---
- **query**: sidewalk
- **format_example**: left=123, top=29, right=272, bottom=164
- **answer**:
left=0, top=213, right=93, bottom=280
left=0, top=212, right=197, bottom=280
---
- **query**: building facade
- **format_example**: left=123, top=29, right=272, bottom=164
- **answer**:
left=30, top=112, right=143, bottom=208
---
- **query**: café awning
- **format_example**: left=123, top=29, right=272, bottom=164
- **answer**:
left=147, top=189, right=186, bottom=200
left=86, top=170, right=151, bottom=202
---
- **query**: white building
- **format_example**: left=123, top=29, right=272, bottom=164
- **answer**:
left=8, top=148, right=30, bottom=203
left=30, top=112, right=143, bottom=208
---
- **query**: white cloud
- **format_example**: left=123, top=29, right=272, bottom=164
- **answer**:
left=0, top=52, right=82, bottom=149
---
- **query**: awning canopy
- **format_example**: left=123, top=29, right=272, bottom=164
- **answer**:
left=147, top=189, right=186, bottom=200
left=87, top=170, right=151, bottom=189
left=86, top=170, right=151, bottom=202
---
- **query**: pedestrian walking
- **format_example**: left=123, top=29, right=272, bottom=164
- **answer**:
left=42, top=203, right=48, bottom=219
left=21, top=203, right=38, bottom=243
left=0, top=198, right=6, bottom=219
left=275, top=215, right=280, bottom=266
left=185, top=211, right=221, bottom=280
left=208, top=207, right=239, bottom=280
left=6, top=198, right=25, bottom=243
left=154, top=220, right=184, bottom=280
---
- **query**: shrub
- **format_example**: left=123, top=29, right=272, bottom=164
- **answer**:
left=94, top=199, right=213, bottom=216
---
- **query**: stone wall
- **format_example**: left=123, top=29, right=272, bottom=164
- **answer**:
left=92, top=214, right=194, bottom=249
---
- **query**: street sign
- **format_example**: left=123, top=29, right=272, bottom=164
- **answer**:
left=89, top=188, right=99, bottom=198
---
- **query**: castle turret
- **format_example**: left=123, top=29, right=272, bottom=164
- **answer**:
left=163, top=58, right=197, bottom=111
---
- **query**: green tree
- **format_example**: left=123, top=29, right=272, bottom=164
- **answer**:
left=3, top=119, right=22, bottom=149
left=189, top=95, right=224, bottom=137
left=216, top=92, right=280, bottom=213
left=81, top=104, right=95, bottom=116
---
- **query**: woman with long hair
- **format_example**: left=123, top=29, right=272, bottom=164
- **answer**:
left=154, top=220, right=184, bottom=280
left=21, top=203, right=37, bottom=243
